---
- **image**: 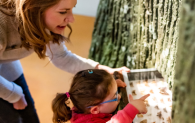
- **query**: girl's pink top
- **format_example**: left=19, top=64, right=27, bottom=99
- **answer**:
left=70, top=103, right=139, bottom=123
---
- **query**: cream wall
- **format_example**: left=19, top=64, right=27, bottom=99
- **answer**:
left=73, top=0, right=100, bottom=17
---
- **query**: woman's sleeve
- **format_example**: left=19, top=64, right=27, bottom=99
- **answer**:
left=0, top=10, right=24, bottom=103
left=46, top=41, right=99, bottom=74
left=0, top=61, right=24, bottom=103
left=106, top=104, right=139, bottom=123
left=0, top=76, right=23, bottom=103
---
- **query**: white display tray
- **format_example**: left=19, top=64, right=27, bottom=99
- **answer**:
left=122, top=69, right=172, bottom=123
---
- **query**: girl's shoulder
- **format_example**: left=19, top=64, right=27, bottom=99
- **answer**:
left=71, top=113, right=112, bottom=123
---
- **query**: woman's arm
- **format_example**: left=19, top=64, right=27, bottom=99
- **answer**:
left=0, top=61, right=27, bottom=109
left=46, top=41, right=99, bottom=74
left=0, top=75, right=23, bottom=103
left=46, top=41, right=130, bottom=75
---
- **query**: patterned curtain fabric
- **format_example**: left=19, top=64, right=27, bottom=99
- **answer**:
left=90, top=0, right=195, bottom=122
left=172, top=0, right=195, bottom=122
left=89, top=0, right=180, bottom=88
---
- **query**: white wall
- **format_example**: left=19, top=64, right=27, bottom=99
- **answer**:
left=73, top=0, right=100, bottom=17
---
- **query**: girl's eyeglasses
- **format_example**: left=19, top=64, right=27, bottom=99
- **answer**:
left=87, top=91, right=119, bottom=108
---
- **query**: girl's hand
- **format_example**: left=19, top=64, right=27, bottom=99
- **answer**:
left=13, top=95, right=27, bottom=110
left=116, top=79, right=126, bottom=87
left=129, top=94, right=150, bottom=114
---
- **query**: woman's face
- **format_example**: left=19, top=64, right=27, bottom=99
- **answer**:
left=44, top=0, right=77, bottom=34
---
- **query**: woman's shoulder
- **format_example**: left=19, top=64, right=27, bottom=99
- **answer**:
left=0, top=6, right=18, bottom=30
left=0, top=7, right=8, bottom=41
left=0, top=6, right=15, bottom=16
left=0, top=6, right=16, bottom=28
left=0, top=6, right=17, bottom=48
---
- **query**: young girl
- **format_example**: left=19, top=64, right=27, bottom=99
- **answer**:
left=0, top=0, right=129, bottom=122
left=52, top=69, right=150, bottom=123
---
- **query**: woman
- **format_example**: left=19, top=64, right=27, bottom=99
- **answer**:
left=0, top=0, right=129, bottom=122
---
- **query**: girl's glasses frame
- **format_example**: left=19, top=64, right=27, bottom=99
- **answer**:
left=87, top=91, right=118, bottom=108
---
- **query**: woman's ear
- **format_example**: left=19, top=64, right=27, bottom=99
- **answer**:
left=90, top=106, right=100, bottom=114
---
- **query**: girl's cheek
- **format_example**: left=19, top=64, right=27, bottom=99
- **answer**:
left=118, top=94, right=121, bottom=100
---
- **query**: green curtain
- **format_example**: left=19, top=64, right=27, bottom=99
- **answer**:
left=172, top=0, right=195, bottom=122
left=89, top=0, right=180, bottom=88
left=89, top=0, right=195, bottom=122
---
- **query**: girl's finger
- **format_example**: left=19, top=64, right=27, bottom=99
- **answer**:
left=129, top=94, right=134, bottom=102
left=141, top=112, right=147, bottom=114
left=116, top=79, right=127, bottom=87
left=140, top=94, right=150, bottom=101
left=141, top=108, right=147, bottom=114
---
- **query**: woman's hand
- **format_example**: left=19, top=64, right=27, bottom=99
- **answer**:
left=95, top=64, right=130, bottom=74
left=129, top=94, right=150, bottom=114
left=13, top=95, right=27, bottom=110
left=110, top=66, right=130, bottom=74
left=96, top=64, right=130, bottom=87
